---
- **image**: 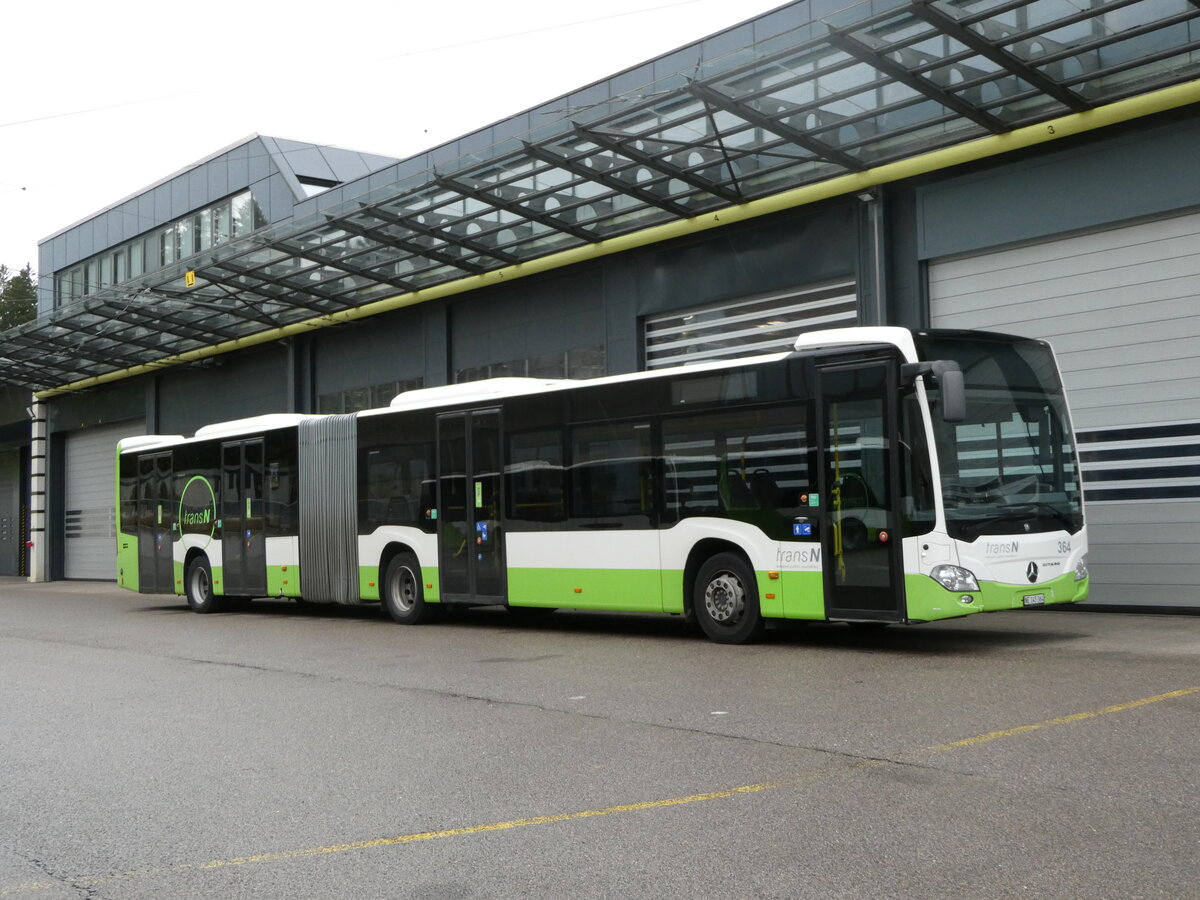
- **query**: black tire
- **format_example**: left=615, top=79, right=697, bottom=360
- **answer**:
left=382, top=552, right=436, bottom=625
left=693, top=552, right=765, bottom=645
left=185, top=556, right=224, bottom=614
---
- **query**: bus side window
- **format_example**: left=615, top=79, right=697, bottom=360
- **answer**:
left=569, top=423, right=652, bottom=527
left=362, top=442, right=428, bottom=530
left=663, top=406, right=810, bottom=538
left=505, top=429, right=566, bottom=526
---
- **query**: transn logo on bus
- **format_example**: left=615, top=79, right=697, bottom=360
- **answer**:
left=178, top=475, right=218, bottom=549
left=986, top=540, right=1020, bottom=556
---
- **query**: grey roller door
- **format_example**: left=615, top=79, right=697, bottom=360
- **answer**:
left=928, top=211, right=1200, bottom=608
left=0, top=450, right=20, bottom=576
left=64, top=420, right=145, bottom=579
left=644, top=281, right=857, bottom=368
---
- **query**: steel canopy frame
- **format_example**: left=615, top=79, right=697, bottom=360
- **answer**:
left=7, top=0, right=1200, bottom=396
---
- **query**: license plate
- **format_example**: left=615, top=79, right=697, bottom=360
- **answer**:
left=1023, top=593, right=1046, bottom=607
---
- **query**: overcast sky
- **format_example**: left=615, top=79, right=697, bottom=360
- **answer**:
left=0, top=0, right=789, bottom=275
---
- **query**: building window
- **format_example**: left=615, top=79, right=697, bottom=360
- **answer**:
left=53, top=189, right=267, bottom=306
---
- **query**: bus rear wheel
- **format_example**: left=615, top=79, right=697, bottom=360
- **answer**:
left=185, top=556, right=224, bottom=614
left=382, top=553, right=436, bottom=625
left=694, top=552, right=764, bottom=645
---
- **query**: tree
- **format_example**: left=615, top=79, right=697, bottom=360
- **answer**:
left=0, top=264, right=37, bottom=332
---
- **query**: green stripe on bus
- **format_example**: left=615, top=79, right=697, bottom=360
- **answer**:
left=508, top=568, right=665, bottom=612
left=904, top=569, right=1088, bottom=622
left=116, top=531, right=139, bottom=592
left=267, top=565, right=301, bottom=598
left=777, top=570, right=824, bottom=619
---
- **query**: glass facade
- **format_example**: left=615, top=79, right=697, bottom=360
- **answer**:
left=15, top=0, right=1200, bottom=392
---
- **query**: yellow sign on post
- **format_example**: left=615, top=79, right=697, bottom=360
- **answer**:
left=184, top=270, right=196, bottom=287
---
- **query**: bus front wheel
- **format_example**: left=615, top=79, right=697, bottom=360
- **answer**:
left=185, top=556, right=224, bottom=614
left=694, top=553, right=765, bottom=645
left=382, top=553, right=436, bottom=625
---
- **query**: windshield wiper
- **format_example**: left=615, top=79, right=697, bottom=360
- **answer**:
left=953, top=503, right=1077, bottom=539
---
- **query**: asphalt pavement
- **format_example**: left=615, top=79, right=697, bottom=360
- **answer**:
left=1, top=578, right=1197, bottom=899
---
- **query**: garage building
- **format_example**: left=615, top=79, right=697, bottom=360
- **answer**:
left=2, top=0, right=1197, bottom=609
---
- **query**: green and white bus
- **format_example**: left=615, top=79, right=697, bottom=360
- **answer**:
left=116, top=327, right=1089, bottom=643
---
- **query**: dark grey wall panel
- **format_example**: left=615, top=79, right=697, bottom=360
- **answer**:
left=157, top=345, right=289, bottom=435
left=629, top=203, right=857, bottom=321
left=449, top=268, right=605, bottom=375
left=313, top=314, right=428, bottom=397
left=886, top=185, right=924, bottom=329
left=49, top=380, right=144, bottom=434
left=917, top=110, right=1200, bottom=260
left=0, top=387, right=28, bottom=429
left=423, top=304, right=449, bottom=388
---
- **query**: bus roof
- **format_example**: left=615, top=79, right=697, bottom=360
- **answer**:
left=793, top=327, right=919, bottom=362
left=358, top=350, right=798, bottom=418
left=120, top=328, right=930, bottom=443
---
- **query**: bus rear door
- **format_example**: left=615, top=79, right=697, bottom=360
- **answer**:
left=136, top=451, right=174, bottom=593
left=437, top=409, right=505, bottom=604
left=221, top=438, right=267, bottom=597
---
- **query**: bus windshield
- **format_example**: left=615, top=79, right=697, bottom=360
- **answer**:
left=916, top=332, right=1084, bottom=540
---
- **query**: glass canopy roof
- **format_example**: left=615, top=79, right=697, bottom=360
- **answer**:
left=8, top=0, right=1200, bottom=393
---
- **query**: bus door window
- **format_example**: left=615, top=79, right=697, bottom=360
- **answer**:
left=438, top=414, right=469, bottom=596
left=243, top=439, right=265, bottom=565
left=221, top=439, right=266, bottom=596
left=135, top=452, right=174, bottom=593
left=471, top=412, right=503, bottom=598
left=136, top=455, right=155, bottom=585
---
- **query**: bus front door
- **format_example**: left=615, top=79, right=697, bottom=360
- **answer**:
left=136, top=451, right=175, bottom=593
left=817, top=359, right=905, bottom=621
left=437, top=409, right=505, bottom=604
left=221, top=438, right=267, bottom=598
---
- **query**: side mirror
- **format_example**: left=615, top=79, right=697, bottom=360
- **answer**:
left=901, top=360, right=965, bottom=423
left=939, top=367, right=965, bottom=423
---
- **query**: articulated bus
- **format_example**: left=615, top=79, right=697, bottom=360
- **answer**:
left=116, top=327, right=1089, bottom=643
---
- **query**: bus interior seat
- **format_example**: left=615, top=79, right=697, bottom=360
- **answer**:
left=750, top=469, right=779, bottom=509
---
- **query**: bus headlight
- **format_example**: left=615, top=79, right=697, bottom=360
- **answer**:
left=1074, top=556, right=1088, bottom=582
left=930, top=565, right=980, bottom=592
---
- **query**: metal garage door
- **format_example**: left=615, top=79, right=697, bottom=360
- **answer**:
left=64, top=420, right=144, bottom=579
left=0, top=450, right=20, bottom=576
left=928, top=211, right=1200, bottom=608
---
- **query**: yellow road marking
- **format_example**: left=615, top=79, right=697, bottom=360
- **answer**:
left=2, top=685, right=1195, bottom=894
left=199, top=781, right=790, bottom=869
left=928, top=685, right=1200, bottom=751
